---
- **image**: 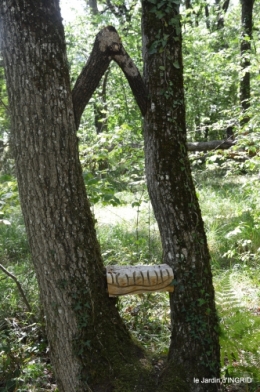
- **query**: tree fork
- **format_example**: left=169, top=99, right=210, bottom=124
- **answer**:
left=72, top=26, right=148, bottom=129
left=1, top=1, right=221, bottom=390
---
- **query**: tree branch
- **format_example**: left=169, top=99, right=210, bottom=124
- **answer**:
left=112, top=49, right=148, bottom=116
left=72, top=29, right=238, bottom=139
left=187, top=139, right=235, bottom=152
left=72, top=27, right=112, bottom=129
left=72, top=26, right=148, bottom=129
left=0, top=97, right=9, bottom=113
left=0, top=262, right=35, bottom=319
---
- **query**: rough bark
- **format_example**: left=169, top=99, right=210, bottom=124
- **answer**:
left=240, top=0, right=254, bottom=122
left=0, top=2, right=148, bottom=391
left=141, top=1, right=220, bottom=391
left=94, top=69, right=109, bottom=134
left=112, top=49, right=148, bottom=116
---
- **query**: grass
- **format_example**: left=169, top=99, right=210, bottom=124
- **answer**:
left=0, top=170, right=260, bottom=390
left=95, top=200, right=163, bottom=265
left=194, top=171, right=260, bottom=270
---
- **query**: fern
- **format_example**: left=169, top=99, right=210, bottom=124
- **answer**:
left=215, top=272, right=260, bottom=384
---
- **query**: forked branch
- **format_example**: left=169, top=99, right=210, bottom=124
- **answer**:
left=72, top=26, right=148, bottom=129
left=71, top=27, right=236, bottom=157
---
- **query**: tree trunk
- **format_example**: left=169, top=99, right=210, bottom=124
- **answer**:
left=205, top=4, right=210, bottom=30
left=88, top=0, right=99, bottom=15
left=141, top=1, right=220, bottom=391
left=0, top=2, right=147, bottom=391
left=240, top=0, right=254, bottom=123
left=215, top=0, right=230, bottom=29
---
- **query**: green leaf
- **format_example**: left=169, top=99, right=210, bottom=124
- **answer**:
left=198, top=298, right=206, bottom=306
left=148, top=41, right=158, bottom=55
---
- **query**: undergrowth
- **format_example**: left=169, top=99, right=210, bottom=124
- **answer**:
left=0, top=171, right=260, bottom=390
left=215, top=271, right=260, bottom=383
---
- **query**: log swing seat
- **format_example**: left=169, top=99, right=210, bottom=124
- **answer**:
left=106, top=264, right=174, bottom=297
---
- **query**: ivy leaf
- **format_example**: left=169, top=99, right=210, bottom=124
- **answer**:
left=157, top=1, right=166, bottom=9
left=198, top=298, right=206, bottom=306
left=148, top=41, right=158, bottom=54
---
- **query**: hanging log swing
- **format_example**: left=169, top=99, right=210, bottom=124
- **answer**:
left=106, top=264, right=174, bottom=297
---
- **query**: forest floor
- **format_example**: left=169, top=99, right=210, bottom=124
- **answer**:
left=0, top=172, right=260, bottom=391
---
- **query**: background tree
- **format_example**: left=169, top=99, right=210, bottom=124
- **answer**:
left=240, top=0, right=255, bottom=125
left=215, top=0, right=230, bottom=29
